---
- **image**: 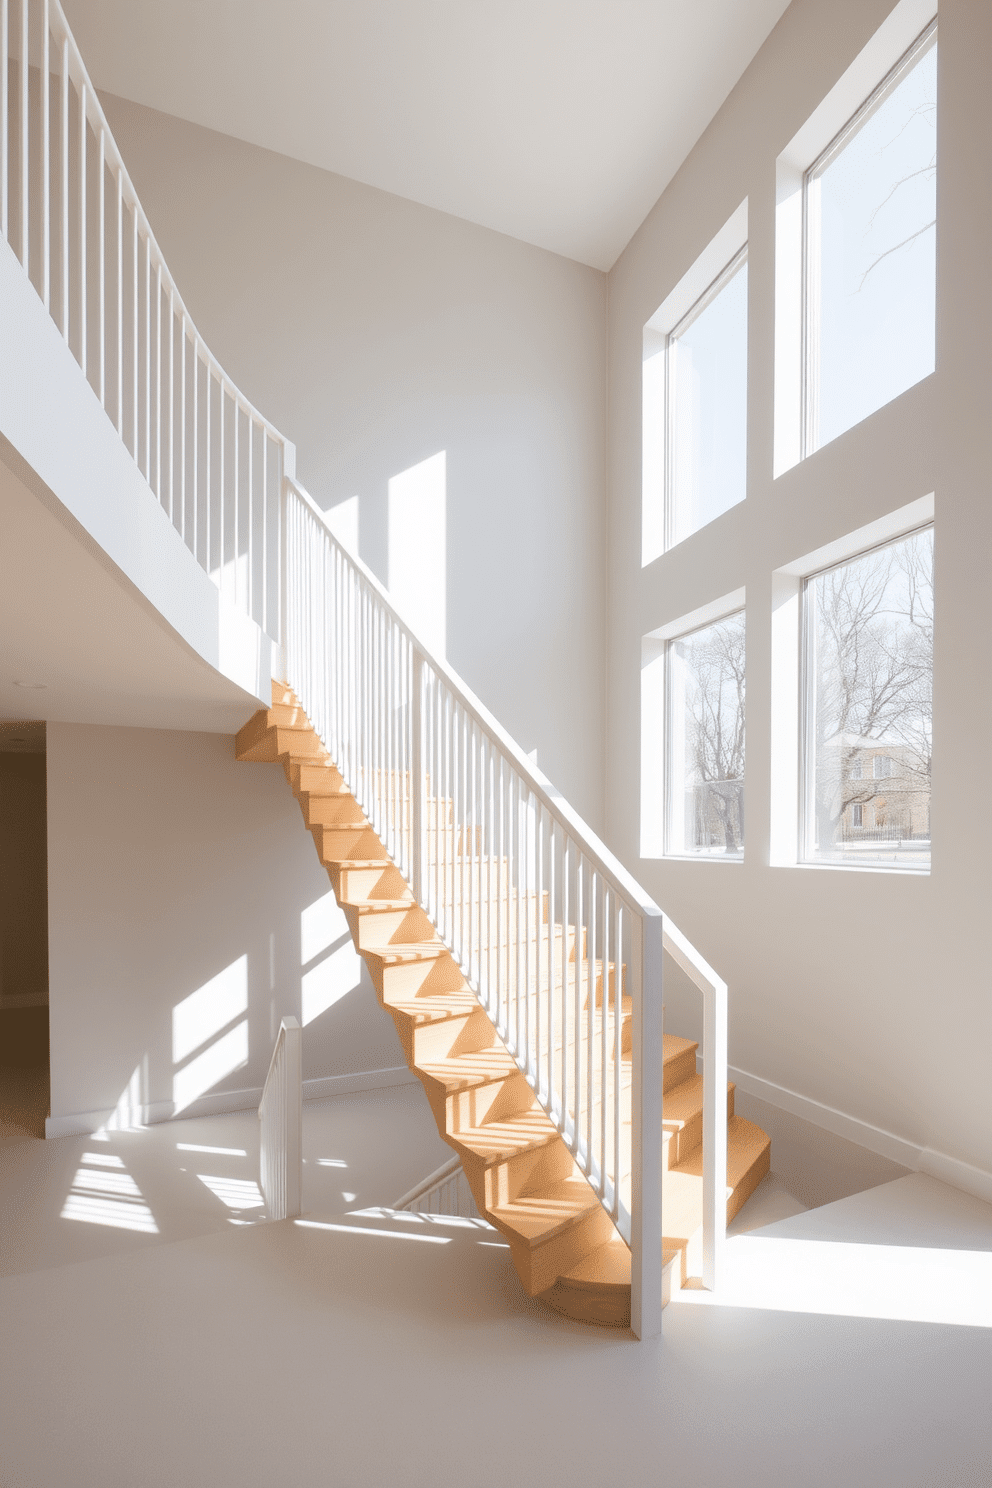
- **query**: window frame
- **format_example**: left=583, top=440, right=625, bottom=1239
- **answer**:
left=664, top=606, right=747, bottom=862
left=801, top=16, right=937, bottom=458
left=664, top=243, right=749, bottom=552
left=798, top=520, right=934, bottom=870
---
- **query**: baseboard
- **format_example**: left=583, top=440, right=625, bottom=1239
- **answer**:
left=45, top=1064, right=418, bottom=1139
left=716, top=1058, right=992, bottom=1207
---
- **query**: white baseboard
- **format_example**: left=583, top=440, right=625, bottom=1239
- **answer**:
left=718, top=1058, right=992, bottom=1207
left=45, top=1064, right=418, bottom=1139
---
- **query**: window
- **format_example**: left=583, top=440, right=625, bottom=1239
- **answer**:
left=666, top=250, right=748, bottom=548
left=801, top=525, right=933, bottom=869
left=804, top=19, right=936, bottom=453
left=667, top=610, right=745, bottom=858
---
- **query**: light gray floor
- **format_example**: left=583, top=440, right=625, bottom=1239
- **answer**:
left=1, top=1084, right=990, bottom=1488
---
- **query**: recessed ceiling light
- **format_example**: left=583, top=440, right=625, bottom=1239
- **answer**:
left=13, top=681, right=47, bottom=689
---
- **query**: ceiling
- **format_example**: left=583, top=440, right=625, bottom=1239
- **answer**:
left=0, top=450, right=264, bottom=736
left=60, top=0, right=790, bottom=270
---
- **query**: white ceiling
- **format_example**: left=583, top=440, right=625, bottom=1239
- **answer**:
left=60, top=0, right=790, bottom=270
left=0, top=451, right=264, bottom=736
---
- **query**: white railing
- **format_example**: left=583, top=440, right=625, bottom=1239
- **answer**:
left=393, top=1155, right=480, bottom=1219
left=0, top=0, right=290, bottom=636
left=259, top=1016, right=302, bottom=1221
left=284, top=476, right=673, bottom=1336
left=1, top=0, right=729, bottom=1338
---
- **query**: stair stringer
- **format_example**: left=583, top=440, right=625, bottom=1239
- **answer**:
left=236, top=688, right=633, bottom=1327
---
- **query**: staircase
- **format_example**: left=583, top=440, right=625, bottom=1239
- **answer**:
left=237, top=686, right=770, bottom=1326
left=3, top=0, right=767, bottom=1337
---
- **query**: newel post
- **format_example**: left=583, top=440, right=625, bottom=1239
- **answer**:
left=630, top=907, right=665, bottom=1340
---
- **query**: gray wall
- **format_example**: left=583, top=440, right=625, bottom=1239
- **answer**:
left=99, top=94, right=610, bottom=829
left=46, top=722, right=405, bottom=1131
left=606, top=0, right=992, bottom=1185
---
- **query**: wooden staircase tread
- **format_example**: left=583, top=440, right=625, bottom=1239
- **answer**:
left=674, top=1115, right=771, bottom=1186
left=663, top=1074, right=735, bottom=1129
left=361, top=941, right=449, bottom=964
left=490, top=1177, right=603, bottom=1245
left=446, top=1109, right=561, bottom=1164
left=417, top=1049, right=519, bottom=1091
left=556, top=1235, right=632, bottom=1291
left=664, top=1034, right=698, bottom=1067
left=386, top=993, right=480, bottom=1025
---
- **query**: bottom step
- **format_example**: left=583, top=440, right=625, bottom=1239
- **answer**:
left=538, top=1236, right=683, bottom=1328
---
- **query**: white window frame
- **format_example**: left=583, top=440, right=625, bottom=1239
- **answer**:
left=642, top=201, right=747, bottom=567
left=801, top=16, right=937, bottom=458
left=664, top=245, right=748, bottom=552
left=798, top=521, right=933, bottom=870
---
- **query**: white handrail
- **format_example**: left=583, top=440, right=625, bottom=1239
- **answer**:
left=259, top=1016, right=302, bottom=1221
left=0, top=0, right=292, bottom=638
left=0, top=0, right=729, bottom=1330
left=393, top=1156, right=479, bottom=1218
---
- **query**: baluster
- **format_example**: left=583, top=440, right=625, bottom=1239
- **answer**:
left=115, top=165, right=122, bottom=434
left=19, top=0, right=27, bottom=269
left=41, top=0, right=48, bottom=307
left=59, top=34, right=67, bottom=337
left=1, top=0, right=8, bottom=243
left=78, top=80, right=86, bottom=374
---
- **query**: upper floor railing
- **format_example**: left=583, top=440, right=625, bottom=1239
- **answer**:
left=1, top=0, right=728, bottom=1339
left=1, top=0, right=289, bottom=636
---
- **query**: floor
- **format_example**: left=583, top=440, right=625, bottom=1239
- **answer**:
left=0, top=1083, right=990, bottom=1488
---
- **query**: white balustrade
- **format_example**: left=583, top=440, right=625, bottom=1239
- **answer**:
left=0, top=0, right=288, bottom=637
left=393, top=1156, right=480, bottom=1219
left=259, top=1016, right=302, bottom=1222
left=1, top=0, right=729, bottom=1337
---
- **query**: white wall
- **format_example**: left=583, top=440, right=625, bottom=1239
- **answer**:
left=46, top=722, right=407, bottom=1134
left=606, top=0, right=992, bottom=1185
left=98, top=95, right=609, bottom=829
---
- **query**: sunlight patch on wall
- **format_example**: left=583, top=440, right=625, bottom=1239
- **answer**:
left=302, top=941, right=362, bottom=1025
left=301, top=891, right=362, bottom=1026
left=388, top=451, right=446, bottom=657
left=171, top=957, right=250, bottom=1114
left=102, top=1058, right=149, bottom=1132
left=173, top=957, right=248, bottom=1064
left=173, top=1021, right=249, bottom=1114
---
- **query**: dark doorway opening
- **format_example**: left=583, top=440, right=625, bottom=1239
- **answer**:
left=0, top=720, right=49, bottom=1141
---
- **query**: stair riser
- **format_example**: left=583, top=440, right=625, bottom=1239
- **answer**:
left=289, top=762, right=348, bottom=795
left=406, top=1010, right=493, bottom=1065
left=664, top=1047, right=697, bottom=1091
left=315, top=826, right=390, bottom=864
left=420, top=1070, right=534, bottom=1136
left=506, top=1203, right=617, bottom=1297
left=364, top=949, right=466, bottom=1001
left=335, top=864, right=411, bottom=900
left=663, top=1086, right=735, bottom=1171
left=344, top=904, right=437, bottom=948
left=467, top=1136, right=576, bottom=1211
left=300, top=795, right=367, bottom=828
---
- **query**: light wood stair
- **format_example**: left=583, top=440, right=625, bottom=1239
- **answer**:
left=236, top=684, right=771, bottom=1327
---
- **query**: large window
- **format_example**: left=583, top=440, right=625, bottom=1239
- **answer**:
left=667, top=610, right=745, bottom=858
left=804, top=20, right=936, bottom=452
left=666, top=250, right=748, bottom=548
left=802, top=525, right=933, bottom=869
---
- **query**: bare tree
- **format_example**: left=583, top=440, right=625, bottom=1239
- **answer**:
left=811, top=531, right=933, bottom=845
left=682, top=615, right=746, bottom=853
